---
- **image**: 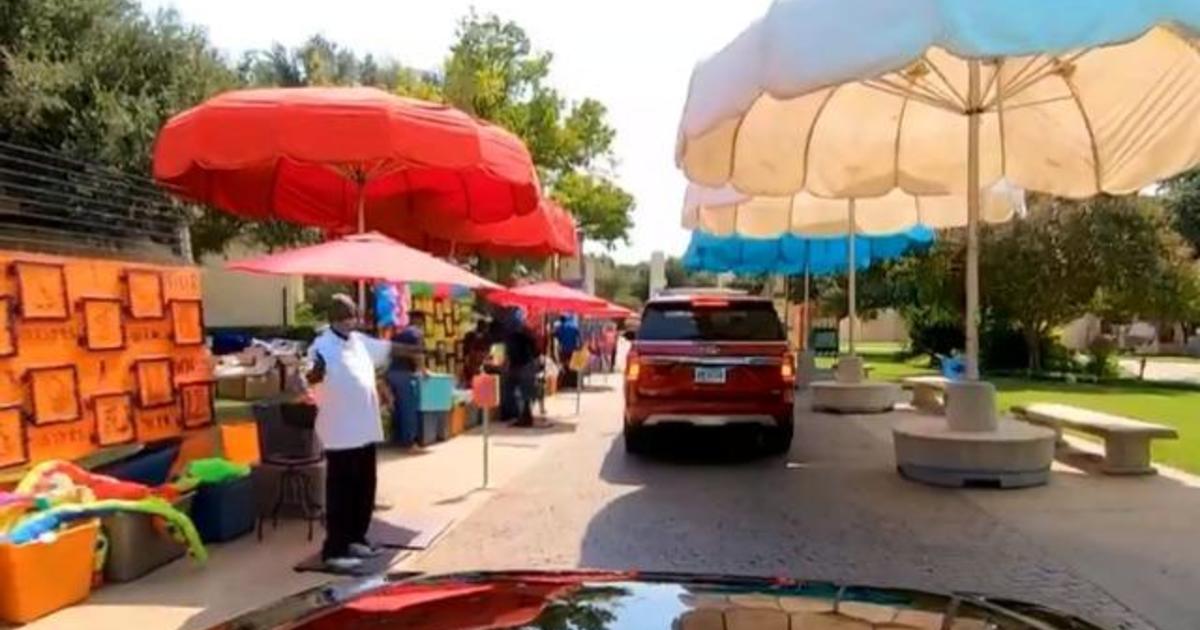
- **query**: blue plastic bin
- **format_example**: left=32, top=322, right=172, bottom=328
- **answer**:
left=95, top=439, right=181, bottom=486
left=418, top=374, right=454, bottom=412
left=190, top=475, right=255, bottom=543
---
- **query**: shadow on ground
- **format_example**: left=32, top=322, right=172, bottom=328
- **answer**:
left=578, top=408, right=1175, bottom=630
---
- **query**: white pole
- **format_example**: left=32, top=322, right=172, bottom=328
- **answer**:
left=966, top=60, right=982, bottom=380
left=482, top=406, right=490, bottom=488
left=847, top=198, right=857, bottom=357
left=803, top=259, right=810, bottom=351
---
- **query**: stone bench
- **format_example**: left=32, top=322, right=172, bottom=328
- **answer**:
left=900, top=375, right=950, bottom=412
left=1011, top=403, right=1178, bottom=475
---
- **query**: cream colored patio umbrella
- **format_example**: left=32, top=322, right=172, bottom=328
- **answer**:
left=683, top=182, right=1023, bottom=238
left=676, top=0, right=1200, bottom=379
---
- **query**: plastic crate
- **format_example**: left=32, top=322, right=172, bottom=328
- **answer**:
left=95, top=439, right=181, bottom=486
left=418, top=373, right=455, bottom=411
left=190, top=475, right=255, bottom=543
left=448, top=404, right=468, bottom=436
left=418, top=411, right=448, bottom=446
left=0, top=520, right=99, bottom=624
left=101, top=493, right=194, bottom=583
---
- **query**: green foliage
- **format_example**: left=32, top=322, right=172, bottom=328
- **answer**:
left=1163, top=168, right=1200, bottom=258
left=1, top=2, right=632, bottom=258
left=0, top=0, right=235, bottom=171
left=444, top=12, right=632, bottom=246
left=859, top=194, right=1200, bottom=372
left=551, top=172, right=634, bottom=247
left=981, top=196, right=1098, bottom=370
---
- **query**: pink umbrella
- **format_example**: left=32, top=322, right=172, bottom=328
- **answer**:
left=226, top=232, right=498, bottom=289
left=488, top=281, right=607, bottom=312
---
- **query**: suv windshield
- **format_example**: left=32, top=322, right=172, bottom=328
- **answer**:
left=638, top=300, right=785, bottom=342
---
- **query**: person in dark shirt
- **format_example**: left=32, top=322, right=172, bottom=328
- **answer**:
left=385, top=312, right=424, bottom=448
left=503, top=309, right=541, bottom=426
left=461, top=319, right=490, bottom=386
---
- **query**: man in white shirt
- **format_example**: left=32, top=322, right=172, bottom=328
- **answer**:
left=306, top=293, right=422, bottom=570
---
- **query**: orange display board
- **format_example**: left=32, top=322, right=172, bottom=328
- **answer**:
left=0, top=251, right=211, bottom=468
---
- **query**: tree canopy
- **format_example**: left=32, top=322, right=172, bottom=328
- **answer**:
left=442, top=12, right=632, bottom=248
left=0, top=2, right=634, bottom=257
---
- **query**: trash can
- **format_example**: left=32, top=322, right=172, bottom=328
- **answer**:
left=102, top=493, right=195, bottom=583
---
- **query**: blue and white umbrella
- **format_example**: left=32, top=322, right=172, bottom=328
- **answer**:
left=680, top=182, right=1021, bottom=355
left=683, top=227, right=934, bottom=277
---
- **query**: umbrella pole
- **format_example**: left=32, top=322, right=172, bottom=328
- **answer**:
left=965, top=60, right=982, bottom=380
left=847, top=199, right=857, bottom=357
left=482, top=406, right=490, bottom=488
left=782, top=275, right=791, bottom=343
left=356, top=183, right=367, bottom=314
left=803, top=263, right=810, bottom=351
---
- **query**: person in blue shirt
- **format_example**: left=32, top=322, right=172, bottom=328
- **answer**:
left=554, top=314, right=581, bottom=389
left=385, top=312, right=425, bottom=449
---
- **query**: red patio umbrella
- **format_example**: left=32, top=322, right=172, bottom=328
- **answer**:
left=226, top=232, right=498, bottom=289
left=394, top=198, right=579, bottom=258
left=488, top=281, right=607, bottom=312
left=153, top=87, right=540, bottom=233
left=580, top=301, right=635, bottom=319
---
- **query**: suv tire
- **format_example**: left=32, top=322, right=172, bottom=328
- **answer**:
left=764, top=425, right=793, bottom=455
left=624, top=425, right=650, bottom=455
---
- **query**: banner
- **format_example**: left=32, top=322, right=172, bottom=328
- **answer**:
left=0, top=251, right=212, bottom=468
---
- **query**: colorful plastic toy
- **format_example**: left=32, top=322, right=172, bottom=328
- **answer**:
left=5, top=498, right=206, bottom=562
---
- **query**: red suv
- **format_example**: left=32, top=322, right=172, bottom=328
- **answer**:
left=624, top=290, right=795, bottom=455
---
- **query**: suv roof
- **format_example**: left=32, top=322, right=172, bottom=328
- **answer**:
left=648, top=289, right=767, bottom=305
left=657, top=287, right=748, bottom=297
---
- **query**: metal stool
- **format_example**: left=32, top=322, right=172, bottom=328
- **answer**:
left=254, top=399, right=325, bottom=541
left=258, top=455, right=324, bottom=541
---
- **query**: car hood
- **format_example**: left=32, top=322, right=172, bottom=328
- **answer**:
left=213, top=570, right=1105, bottom=629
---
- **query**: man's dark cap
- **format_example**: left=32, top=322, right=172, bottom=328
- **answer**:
left=328, top=293, right=358, bottom=320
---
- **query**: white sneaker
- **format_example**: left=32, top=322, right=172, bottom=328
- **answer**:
left=324, top=556, right=364, bottom=571
left=348, top=542, right=383, bottom=558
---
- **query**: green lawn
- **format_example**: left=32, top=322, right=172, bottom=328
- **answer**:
left=830, top=350, right=1200, bottom=474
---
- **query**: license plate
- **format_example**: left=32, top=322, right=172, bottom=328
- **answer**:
left=694, top=367, right=727, bottom=384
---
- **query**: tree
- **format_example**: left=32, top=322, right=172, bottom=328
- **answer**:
left=1163, top=168, right=1200, bottom=258
left=550, top=172, right=633, bottom=246
left=0, top=0, right=235, bottom=171
left=981, top=198, right=1099, bottom=370
left=443, top=12, right=633, bottom=246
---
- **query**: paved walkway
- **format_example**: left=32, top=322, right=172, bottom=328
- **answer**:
left=21, top=374, right=1200, bottom=629
left=418, top=389, right=1200, bottom=630
left=1118, top=357, right=1200, bottom=384
left=22, top=387, right=591, bottom=630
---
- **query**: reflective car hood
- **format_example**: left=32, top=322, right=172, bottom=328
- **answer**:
left=214, top=570, right=1105, bottom=630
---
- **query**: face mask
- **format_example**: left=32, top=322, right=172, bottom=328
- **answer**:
left=332, top=317, right=358, bottom=335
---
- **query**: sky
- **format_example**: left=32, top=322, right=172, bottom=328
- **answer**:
left=139, top=0, right=772, bottom=264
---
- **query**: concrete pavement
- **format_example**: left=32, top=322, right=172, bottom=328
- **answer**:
left=22, top=387, right=590, bottom=630
left=21, top=370, right=1200, bottom=629
left=418, top=386, right=1200, bottom=630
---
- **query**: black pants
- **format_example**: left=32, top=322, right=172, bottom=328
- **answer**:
left=322, top=443, right=376, bottom=559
